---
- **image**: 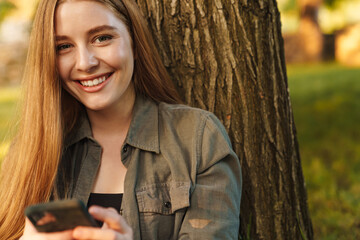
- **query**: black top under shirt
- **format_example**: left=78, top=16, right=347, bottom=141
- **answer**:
left=87, top=193, right=123, bottom=226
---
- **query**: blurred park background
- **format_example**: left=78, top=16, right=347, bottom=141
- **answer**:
left=0, top=0, right=359, bottom=239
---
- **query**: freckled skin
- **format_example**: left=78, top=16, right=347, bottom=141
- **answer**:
left=55, top=1, right=135, bottom=112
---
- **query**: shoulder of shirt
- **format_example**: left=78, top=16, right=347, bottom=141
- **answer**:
left=156, top=101, right=235, bottom=167
left=157, top=101, right=227, bottom=137
left=158, top=102, right=215, bottom=119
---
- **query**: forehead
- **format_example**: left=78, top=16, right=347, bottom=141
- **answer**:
left=55, top=1, right=123, bottom=34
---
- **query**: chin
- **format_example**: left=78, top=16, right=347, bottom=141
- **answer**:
left=83, top=102, right=108, bottom=112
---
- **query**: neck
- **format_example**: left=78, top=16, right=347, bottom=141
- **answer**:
left=86, top=91, right=136, bottom=138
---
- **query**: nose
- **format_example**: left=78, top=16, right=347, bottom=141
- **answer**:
left=75, top=46, right=99, bottom=72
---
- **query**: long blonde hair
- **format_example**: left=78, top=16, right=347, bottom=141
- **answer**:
left=0, top=0, right=181, bottom=238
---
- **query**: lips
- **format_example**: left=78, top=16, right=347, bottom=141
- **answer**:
left=75, top=72, right=113, bottom=93
left=79, top=75, right=107, bottom=87
left=77, top=73, right=113, bottom=87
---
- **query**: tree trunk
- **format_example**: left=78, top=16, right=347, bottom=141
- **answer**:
left=135, top=0, right=313, bottom=239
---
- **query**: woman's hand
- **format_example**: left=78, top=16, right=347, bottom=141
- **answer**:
left=20, top=218, right=73, bottom=240
left=72, top=206, right=133, bottom=240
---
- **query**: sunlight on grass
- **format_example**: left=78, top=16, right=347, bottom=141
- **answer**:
left=0, top=86, right=20, bottom=162
left=0, top=86, right=20, bottom=99
left=288, top=62, right=360, bottom=239
left=0, top=141, right=10, bottom=160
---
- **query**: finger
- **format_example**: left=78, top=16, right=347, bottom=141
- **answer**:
left=88, top=206, right=132, bottom=234
left=23, top=218, right=73, bottom=240
left=37, top=231, right=74, bottom=240
left=22, top=231, right=73, bottom=240
left=73, top=227, right=125, bottom=240
left=23, top=218, right=38, bottom=235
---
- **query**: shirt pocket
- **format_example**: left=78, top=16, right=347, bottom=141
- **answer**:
left=136, top=182, right=190, bottom=240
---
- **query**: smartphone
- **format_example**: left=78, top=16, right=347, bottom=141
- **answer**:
left=25, top=199, right=99, bottom=232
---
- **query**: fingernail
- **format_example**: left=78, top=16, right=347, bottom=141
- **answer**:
left=89, top=206, right=99, bottom=214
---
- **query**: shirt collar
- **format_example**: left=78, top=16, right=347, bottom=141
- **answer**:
left=64, top=95, right=160, bottom=153
left=125, top=95, right=160, bottom=153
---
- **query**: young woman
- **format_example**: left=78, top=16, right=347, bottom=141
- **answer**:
left=0, top=0, right=242, bottom=239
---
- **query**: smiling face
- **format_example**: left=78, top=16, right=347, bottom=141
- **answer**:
left=55, top=0, right=135, bottom=112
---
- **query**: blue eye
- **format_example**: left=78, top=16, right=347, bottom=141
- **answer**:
left=56, top=44, right=72, bottom=52
left=94, top=35, right=112, bottom=43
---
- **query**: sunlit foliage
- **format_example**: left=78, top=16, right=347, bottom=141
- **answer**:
left=0, top=0, right=16, bottom=23
left=288, top=63, right=360, bottom=239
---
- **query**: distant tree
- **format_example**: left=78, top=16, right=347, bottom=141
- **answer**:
left=282, top=0, right=355, bottom=62
left=297, top=0, right=323, bottom=61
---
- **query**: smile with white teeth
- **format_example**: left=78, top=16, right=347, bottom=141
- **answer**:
left=80, top=76, right=107, bottom=87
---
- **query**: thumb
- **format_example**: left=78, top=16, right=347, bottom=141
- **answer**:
left=23, top=217, right=38, bottom=235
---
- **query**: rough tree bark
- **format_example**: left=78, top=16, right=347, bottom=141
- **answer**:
left=135, top=0, right=313, bottom=239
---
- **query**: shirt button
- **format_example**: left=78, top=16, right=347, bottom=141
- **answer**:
left=123, top=145, right=128, bottom=153
left=164, top=201, right=171, bottom=209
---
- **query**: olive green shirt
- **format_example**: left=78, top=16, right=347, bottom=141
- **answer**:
left=61, top=96, right=242, bottom=239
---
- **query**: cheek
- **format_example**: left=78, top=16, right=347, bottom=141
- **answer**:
left=101, top=48, right=124, bottom=68
left=103, top=43, right=133, bottom=69
left=115, top=51, right=134, bottom=74
left=57, top=56, right=72, bottom=80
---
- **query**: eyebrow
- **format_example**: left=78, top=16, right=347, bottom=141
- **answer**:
left=55, top=25, right=118, bottom=41
left=88, top=25, right=117, bottom=36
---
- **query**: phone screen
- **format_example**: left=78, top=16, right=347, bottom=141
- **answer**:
left=25, top=199, right=99, bottom=232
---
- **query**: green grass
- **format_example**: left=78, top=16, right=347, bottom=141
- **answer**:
left=287, top=63, right=360, bottom=239
left=0, top=86, right=20, bottom=160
